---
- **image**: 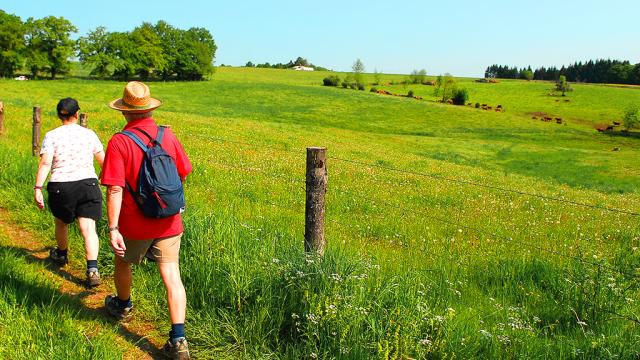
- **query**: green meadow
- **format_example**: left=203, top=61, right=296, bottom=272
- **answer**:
left=0, top=67, right=639, bottom=358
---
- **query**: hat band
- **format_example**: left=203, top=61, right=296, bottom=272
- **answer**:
left=123, top=100, right=152, bottom=109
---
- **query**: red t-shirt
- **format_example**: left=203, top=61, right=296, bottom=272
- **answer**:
left=101, top=118, right=192, bottom=240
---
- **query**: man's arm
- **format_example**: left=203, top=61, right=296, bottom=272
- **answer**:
left=106, top=185, right=126, bottom=257
left=34, top=153, right=53, bottom=209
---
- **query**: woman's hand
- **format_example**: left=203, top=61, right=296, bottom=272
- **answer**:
left=34, top=189, right=45, bottom=209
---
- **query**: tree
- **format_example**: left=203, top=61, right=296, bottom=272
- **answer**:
left=77, top=26, right=119, bottom=78
left=352, top=58, right=365, bottom=86
left=0, top=10, right=25, bottom=77
left=623, top=106, right=640, bottom=131
left=433, top=73, right=457, bottom=102
left=556, top=75, right=571, bottom=96
left=24, top=16, right=77, bottom=79
left=521, top=69, right=534, bottom=81
left=245, top=61, right=255, bottom=67
left=293, top=57, right=309, bottom=67
left=130, top=23, right=166, bottom=79
left=451, top=88, right=469, bottom=105
left=372, top=68, right=381, bottom=85
left=409, top=69, right=427, bottom=84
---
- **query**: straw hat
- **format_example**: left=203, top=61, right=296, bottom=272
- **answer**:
left=108, top=81, right=162, bottom=113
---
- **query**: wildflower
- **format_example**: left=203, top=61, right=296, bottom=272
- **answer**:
left=419, top=336, right=432, bottom=346
left=272, top=258, right=280, bottom=264
left=310, top=352, right=317, bottom=359
left=479, top=329, right=492, bottom=338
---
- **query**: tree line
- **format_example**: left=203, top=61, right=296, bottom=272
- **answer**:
left=244, top=57, right=329, bottom=71
left=485, top=59, right=640, bottom=85
left=0, top=10, right=216, bottom=80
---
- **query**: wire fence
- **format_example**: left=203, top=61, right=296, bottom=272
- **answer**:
left=201, top=134, right=640, bottom=282
left=199, top=132, right=640, bottom=217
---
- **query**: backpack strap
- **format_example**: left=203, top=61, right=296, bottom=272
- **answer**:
left=120, top=130, right=149, bottom=153
left=156, top=126, right=165, bottom=145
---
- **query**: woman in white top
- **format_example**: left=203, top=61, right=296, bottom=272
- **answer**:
left=34, top=98, right=105, bottom=287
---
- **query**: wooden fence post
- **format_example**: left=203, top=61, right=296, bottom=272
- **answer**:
left=0, top=101, right=4, bottom=134
left=32, top=107, right=41, bottom=156
left=305, top=147, right=327, bottom=255
left=80, top=113, right=88, bottom=128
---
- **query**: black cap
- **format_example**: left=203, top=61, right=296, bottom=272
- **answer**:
left=56, top=98, right=80, bottom=119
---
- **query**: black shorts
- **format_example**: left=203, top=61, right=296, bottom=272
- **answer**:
left=47, top=178, right=102, bottom=224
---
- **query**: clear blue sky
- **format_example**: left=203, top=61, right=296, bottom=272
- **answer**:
left=3, top=0, right=639, bottom=77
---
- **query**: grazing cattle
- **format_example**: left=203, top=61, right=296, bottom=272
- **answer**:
left=556, top=119, right=562, bottom=124
left=496, top=105, right=502, bottom=108
left=544, top=116, right=552, bottom=121
left=613, top=121, right=621, bottom=126
left=613, top=147, right=620, bottom=151
left=415, top=96, right=423, bottom=100
left=564, top=99, right=570, bottom=102
left=487, top=106, right=492, bottom=110
left=495, top=108, right=502, bottom=112
left=532, top=116, right=538, bottom=119
left=606, top=125, right=614, bottom=131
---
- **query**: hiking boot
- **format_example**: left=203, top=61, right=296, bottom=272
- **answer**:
left=49, top=247, right=68, bottom=266
left=163, top=337, right=190, bottom=360
left=86, top=268, right=101, bottom=287
left=104, top=294, right=133, bottom=322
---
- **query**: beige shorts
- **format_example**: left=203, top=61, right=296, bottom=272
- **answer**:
left=122, top=233, right=182, bottom=265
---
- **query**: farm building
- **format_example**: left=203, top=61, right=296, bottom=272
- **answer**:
left=292, top=65, right=314, bottom=71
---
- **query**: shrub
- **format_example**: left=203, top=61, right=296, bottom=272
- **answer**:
left=475, top=103, right=480, bottom=108
left=341, top=81, right=348, bottom=88
left=451, top=88, right=469, bottom=105
left=349, top=82, right=357, bottom=90
left=357, top=83, right=365, bottom=91
left=370, top=87, right=378, bottom=93
left=407, top=90, right=414, bottom=98
left=623, top=105, right=640, bottom=131
left=323, top=76, right=340, bottom=87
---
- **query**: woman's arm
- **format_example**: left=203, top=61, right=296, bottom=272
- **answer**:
left=95, top=150, right=105, bottom=168
left=34, top=153, right=53, bottom=209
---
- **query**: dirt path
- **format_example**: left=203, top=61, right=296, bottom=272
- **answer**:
left=0, top=208, right=167, bottom=359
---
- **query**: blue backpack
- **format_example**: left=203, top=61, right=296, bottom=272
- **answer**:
left=120, top=126, right=185, bottom=218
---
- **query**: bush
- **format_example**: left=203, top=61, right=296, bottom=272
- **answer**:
left=370, top=87, right=378, bottom=93
left=407, top=90, right=414, bottom=98
left=475, top=102, right=480, bottom=108
left=349, top=82, right=357, bottom=90
left=323, top=76, right=340, bottom=87
left=451, top=88, right=469, bottom=105
left=357, top=83, right=365, bottom=91
left=341, top=81, right=348, bottom=89
left=623, top=106, right=640, bottom=131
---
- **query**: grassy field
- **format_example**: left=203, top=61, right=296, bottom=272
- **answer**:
left=0, top=67, right=639, bottom=359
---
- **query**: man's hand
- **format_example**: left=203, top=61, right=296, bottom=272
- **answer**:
left=109, top=230, right=126, bottom=257
left=34, top=189, right=45, bottom=209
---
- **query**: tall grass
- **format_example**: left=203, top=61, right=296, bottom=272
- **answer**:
left=0, top=69, right=638, bottom=358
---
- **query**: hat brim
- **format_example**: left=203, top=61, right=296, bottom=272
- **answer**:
left=108, top=98, right=162, bottom=113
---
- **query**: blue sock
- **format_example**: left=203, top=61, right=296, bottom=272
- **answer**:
left=169, top=323, right=185, bottom=341
left=86, top=260, right=98, bottom=270
left=116, top=297, right=132, bottom=309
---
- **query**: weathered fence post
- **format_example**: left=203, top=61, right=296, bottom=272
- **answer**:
left=80, top=113, right=88, bottom=127
left=0, top=101, right=4, bottom=134
left=305, top=147, right=327, bottom=255
left=32, top=106, right=41, bottom=156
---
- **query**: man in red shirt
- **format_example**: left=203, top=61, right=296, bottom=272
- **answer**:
left=101, top=81, right=192, bottom=360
